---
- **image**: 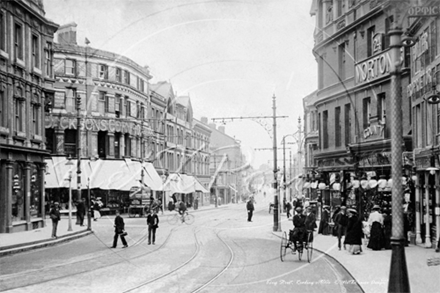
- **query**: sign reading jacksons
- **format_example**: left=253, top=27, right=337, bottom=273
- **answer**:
left=45, top=116, right=153, bottom=137
left=355, top=52, right=391, bottom=84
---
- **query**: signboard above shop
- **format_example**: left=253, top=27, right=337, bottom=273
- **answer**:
left=408, top=5, right=440, bottom=17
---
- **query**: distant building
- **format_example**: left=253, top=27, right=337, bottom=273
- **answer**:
left=208, top=123, right=246, bottom=205
left=0, top=0, right=58, bottom=233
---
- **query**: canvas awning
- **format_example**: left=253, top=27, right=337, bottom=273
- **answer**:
left=45, top=157, right=163, bottom=191
left=163, top=173, right=207, bottom=194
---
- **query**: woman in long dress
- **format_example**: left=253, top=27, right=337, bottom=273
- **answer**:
left=367, top=205, right=385, bottom=250
left=344, top=208, right=364, bottom=255
left=318, top=205, right=330, bottom=235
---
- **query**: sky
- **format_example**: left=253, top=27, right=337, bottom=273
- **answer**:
left=43, top=0, right=317, bottom=169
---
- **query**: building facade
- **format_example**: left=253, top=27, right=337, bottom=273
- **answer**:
left=0, top=0, right=58, bottom=233
left=192, top=117, right=212, bottom=206
left=309, top=0, right=412, bottom=218
left=407, top=6, right=440, bottom=248
left=208, top=123, right=245, bottom=205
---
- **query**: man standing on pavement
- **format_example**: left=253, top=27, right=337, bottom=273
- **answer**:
left=111, top=210, right=128, bottom=248
left=76, top=198, right=86, bottom=226
left=335, top=206, right=348, bottom=250
left=247, top=196, right=255, bottom=222
left=49, top=202, right=61, bottom=238
left=146, top=209, right=159, bottom=245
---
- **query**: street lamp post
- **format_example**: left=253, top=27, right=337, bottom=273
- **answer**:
left=67, top=170, right=73, bottom=231
left=387, top=1, right=411, bottom=291
left=272, top=94, right=280, bottom=232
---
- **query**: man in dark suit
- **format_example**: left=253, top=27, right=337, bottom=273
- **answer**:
left=111, top=211, right=128, bottom=248
left=146, top=209, right=159, bottom=245
left=246, top=197, right=255, bottom=222
left=304, top=206, right=317, bottom=245
left=76, top=198, right=86, bottom=226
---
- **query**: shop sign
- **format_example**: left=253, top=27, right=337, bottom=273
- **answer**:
left=358, top=152, right=391, bottom=167
left=412, top=31, right=429, bottom=60
left=363, top=124, right=384, bottom=139
left=408, top=5, right=440, bottom=17
left=372, top=33, right=384, bottom=55
left=407, top=66, right=433, bottom=99
left=45, top=116, right=153, bottom=137
left=355, top=52, right=391, bottom=84
left=316, top=156, right=352, bottom=168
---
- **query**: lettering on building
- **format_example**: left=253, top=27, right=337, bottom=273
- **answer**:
left=355, top=52, right=391, bottom=84
left=45, top=116, right=153, bottom=137
left=407, top=66, right=433, bottom=99
left=363, top=124, right=384, bottom=139
left=408, top=5, right=440, bottom=17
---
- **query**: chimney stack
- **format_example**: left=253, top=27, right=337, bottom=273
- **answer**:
left=57, top=22, right=77, bottom=45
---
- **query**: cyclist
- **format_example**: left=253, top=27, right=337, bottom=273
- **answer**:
left=291, top=206, right=306, bottom=252
left=178, top=201, right=188, bottom=220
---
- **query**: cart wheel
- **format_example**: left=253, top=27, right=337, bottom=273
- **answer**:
left=307, top=233, right=313, bottom=263
left=280, top=231, right=287, bottom=262
left=184, top=214, right=195, bottom=225
left=128, top=207, right=136, bottom=218
left=167, top=213, right=178, bottom=225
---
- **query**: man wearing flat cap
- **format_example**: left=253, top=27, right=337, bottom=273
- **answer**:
left=291, top=207, right=306, bottom=252
left=49, top=202, right=61, bottom=238
left=335, top=206, right=348, bottom=250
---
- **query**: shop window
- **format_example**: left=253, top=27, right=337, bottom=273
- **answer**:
left=32, top=34, right=40, bottom=69
left=64, top=129, right=77, bottom=157
left=12, top=164, right=25, bottom=222
left=30, top=163, right=42, bottom=218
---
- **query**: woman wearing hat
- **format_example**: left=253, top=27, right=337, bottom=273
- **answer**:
left=344, top=208, right=363, bottom=255
left=367, top=204, right=384, bottom=250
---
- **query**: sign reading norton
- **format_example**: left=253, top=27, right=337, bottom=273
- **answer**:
left=356, top=52, right=391, bottom=85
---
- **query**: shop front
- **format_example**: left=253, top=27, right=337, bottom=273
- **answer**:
left=0, top=147, right=46, bottom=233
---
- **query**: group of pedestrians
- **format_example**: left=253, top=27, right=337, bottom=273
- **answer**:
left=111, top=208, right=160, bottom=248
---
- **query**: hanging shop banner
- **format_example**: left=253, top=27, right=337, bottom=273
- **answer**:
left=355, top=51, right=391, bottom=85
left=45, top=116, right=153, bottom=137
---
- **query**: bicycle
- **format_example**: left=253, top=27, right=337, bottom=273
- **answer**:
left=167, top=211, right=195, bottom=225
left=280, top=229, right=314, bottom=263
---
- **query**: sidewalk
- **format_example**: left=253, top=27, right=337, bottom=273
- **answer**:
left=0, top=203, right=226, bottom=257
left=275, top=216, right=440, bottom=293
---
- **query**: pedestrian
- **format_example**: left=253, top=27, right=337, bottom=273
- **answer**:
left=318, top=205, right=330, bottom=235
left=304, top=205, right=317, bottom=244
left=93, top=197, right=103, bottom=221
left=344, top=208, right=364, bottom=255
left=367, top=205, right=385, bottom=250
left=76, top=198, right=86, bottom=226
left=382, top=208, right=392, bottom=250
left=286, top=201, right=292, bottom=219
left=335, top=206, right=348, bottom=250
left=246, top=197, right=255, bottom=222
left=111, top=210, right=128, bottom=248
left=49, top=202, right=61, bottom=238
left=331, top=206, right=341, bottom=236
left=146, top=209, right=159, bottom=245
